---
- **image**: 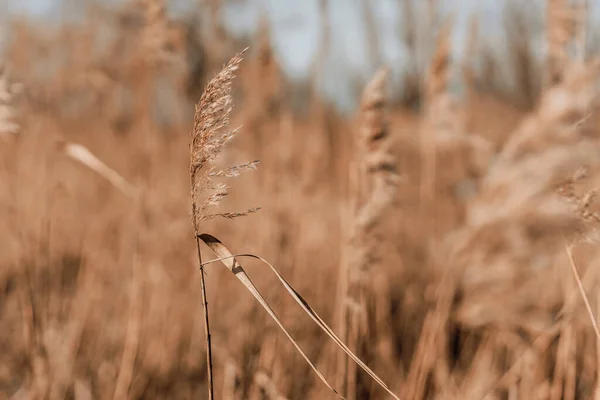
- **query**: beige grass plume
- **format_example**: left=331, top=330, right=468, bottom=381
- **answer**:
left=139, top=0, right=181, bottom=65
left=337, top=67, right=401, bottom=399
left=442, top=57, right=600, bottom=399
left=0, top=66, right=22, bottom=136
left=354, top=68, right=401, bottom=232
left=190, top=48, right=259, bottom=228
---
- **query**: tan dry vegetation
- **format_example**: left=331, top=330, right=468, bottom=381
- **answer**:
left=2, top=1, right=600, bottom=399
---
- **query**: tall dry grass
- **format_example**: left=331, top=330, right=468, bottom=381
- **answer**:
left=3, top=1, right=600, bottom=399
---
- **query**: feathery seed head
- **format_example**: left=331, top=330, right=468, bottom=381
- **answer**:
left=190, top=49, right=257, bottom=227
left=191, top=50, right=246, bottom=177
left=0, top=66, right=22, bottom=136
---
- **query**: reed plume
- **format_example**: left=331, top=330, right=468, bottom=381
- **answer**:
left=338, top=68, right=401, bottom=399
left=443, top=55, right=600, bottom=400
left=140, top=0, right=180, bottom=66
left=0, top=66, right=21, bottom=136
left=190, top=50, right=258, bottom=227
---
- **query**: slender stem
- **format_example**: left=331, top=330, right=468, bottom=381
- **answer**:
left=195, top=236, right=214, bottom=400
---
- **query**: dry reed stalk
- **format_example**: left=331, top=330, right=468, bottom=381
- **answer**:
left=402, top=312, right=437, bottom=399
left=190, top=49, right=258, bottom=400
left=565, top=245, right=600, bottom=342
left=46, top=258, right=94, bottom=400
left=456, top=335, right=499, bottom=398
left=17, top=263, right=49, bottom=399
left=337, top=68, right=400, bottom=399
left=565, top=325, right=577, bottom=400
left=483, top=328, right=559, bottom=396
left=551, top=322, right=570, bottom=400
left=113, top=235, right=143, bottom=400
left=517, top=350, right=538, bottom=399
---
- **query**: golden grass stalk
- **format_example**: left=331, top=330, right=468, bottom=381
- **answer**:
left=565, top=244, right=600, bottom=342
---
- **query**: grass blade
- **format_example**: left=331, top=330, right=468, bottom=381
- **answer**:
left=58, top=141, right=137, bottom=197
left=198, top=233, right=400, bottom=400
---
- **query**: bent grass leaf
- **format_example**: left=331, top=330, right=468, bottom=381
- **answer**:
left=197, top=233, right=400, bottom=400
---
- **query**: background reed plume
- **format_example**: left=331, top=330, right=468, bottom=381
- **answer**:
left=0, top=66, right=21, bottom=136
left=337, top=67, right=401, bottom=399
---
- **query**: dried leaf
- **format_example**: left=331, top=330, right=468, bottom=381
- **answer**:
left=197, top=234, right=400, bottom=400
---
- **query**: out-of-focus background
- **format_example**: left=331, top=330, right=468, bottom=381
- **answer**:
left=2, top=0, right=600, bottom=399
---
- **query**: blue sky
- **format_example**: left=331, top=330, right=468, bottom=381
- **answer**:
left=4, top=0, right=600, bottom=110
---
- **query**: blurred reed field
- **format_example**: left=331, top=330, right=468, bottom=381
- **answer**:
left=4, top=0, right=600, bottom=399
